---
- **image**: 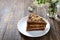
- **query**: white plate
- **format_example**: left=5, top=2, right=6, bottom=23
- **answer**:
left=17, top=16, right=50, bottom=37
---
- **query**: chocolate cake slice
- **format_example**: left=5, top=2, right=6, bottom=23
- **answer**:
left=27, top=13, right=47, bottom=31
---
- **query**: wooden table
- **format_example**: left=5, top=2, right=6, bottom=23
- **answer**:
left=0, top=0, right=60, bottom=40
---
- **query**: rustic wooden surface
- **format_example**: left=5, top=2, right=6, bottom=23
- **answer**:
left=0, top=0, right=60, bottom=40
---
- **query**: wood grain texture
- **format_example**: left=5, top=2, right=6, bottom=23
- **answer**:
left=0, top=0, right=60, bottom=40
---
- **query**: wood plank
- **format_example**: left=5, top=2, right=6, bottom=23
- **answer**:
left=3, top=0, right=24, bottom=40
left=0, top=13, right=13, bottom=40
left=3, top=13, right=22, bottom=40
left=52, top=20, right=60, bottom=40
left=24, top=0, right=37, bottom=16
left=3, top=20, right=21, bottom=40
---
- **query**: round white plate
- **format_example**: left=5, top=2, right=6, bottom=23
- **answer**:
left=17, top=16, right=50, bottom=37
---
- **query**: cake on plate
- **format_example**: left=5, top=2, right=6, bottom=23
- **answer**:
left=27, top=13, right=47, bottom=31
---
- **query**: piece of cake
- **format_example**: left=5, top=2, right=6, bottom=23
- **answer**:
left=27, top=13, right=47, bottom=31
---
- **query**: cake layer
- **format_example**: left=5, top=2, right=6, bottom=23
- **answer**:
left=27, top=23, right=46, bottom=25
left=27, top=26, right=45, bottom=31
left=27, top=24, right=46, bottom=27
